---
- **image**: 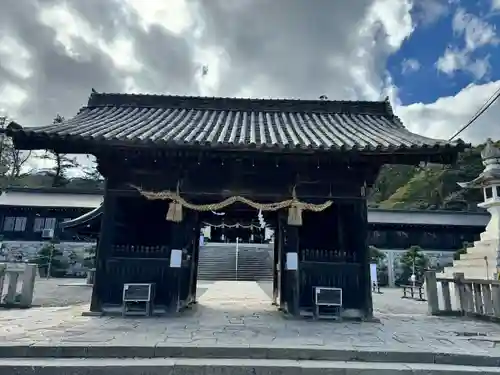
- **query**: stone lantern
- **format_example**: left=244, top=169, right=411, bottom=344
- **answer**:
left=441, top=139, right=500, bottom=279
left=458, top=139, right=500, bottom=242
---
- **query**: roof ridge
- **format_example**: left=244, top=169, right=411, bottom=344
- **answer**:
left=86, top=91, right=392, bottom=116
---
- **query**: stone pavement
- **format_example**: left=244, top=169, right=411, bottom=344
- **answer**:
left=1, top=281, right=500, bottom=366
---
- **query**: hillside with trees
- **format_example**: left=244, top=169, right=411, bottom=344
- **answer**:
left=369, top=143, right=489, bottom=211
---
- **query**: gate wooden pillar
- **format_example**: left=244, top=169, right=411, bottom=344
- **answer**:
left=272, top=225, right=279, bottom=305
left=277, top=216, right=286, bottom=310
left=189, top=217, right=201, bottom=304
left=358, top=198, right=373, bottom=319
left=169, top=220, right=185, bottom=312
left=284, top=221, right=300, bottom=316
left=90, top=182, right=117, bottom=313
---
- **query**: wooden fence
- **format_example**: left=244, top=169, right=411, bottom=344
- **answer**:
left=425, top=271, right=500, bottom=321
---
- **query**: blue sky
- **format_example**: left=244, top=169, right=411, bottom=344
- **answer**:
left=1, top=0, right=500, bottom=147
left=388, top=0, right=500, bottom=106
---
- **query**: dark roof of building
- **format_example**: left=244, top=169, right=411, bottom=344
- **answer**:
left=59, top=201, right=488, bottom=230
left=7, top=92, right=465, bottom=154
left=60, top=205, right=103, bottom=229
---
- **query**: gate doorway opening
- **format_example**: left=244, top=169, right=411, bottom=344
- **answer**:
left=195, top=205, right=275, bottom=312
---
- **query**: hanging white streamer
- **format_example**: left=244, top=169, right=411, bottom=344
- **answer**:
left=202, top=222, right=262, bottom=229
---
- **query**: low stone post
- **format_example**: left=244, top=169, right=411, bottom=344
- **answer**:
left=441, top=281, right=452, bottom=312
left=481, top=284, right=494, bottom=315
left=19, top=264, right=36, bottom=307
left=453, top=272, right=466, bottom=314
left=4, top=272, right=18, bottom=304
left=473, top=283, right=484, bottom=314
left=0, top=264, right=6, bottom=302
left=464, top=283, right=474, bottom=313
left=491, top=283, right=500, bottom=318
left=86, top=268, right=96, bottom=285
left=425, top=271, right=439, bottom=315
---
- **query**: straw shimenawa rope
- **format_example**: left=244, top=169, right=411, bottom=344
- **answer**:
left=130, top=184, right=332, bottom=226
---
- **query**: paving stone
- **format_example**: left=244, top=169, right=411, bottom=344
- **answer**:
left=0, top=281, right=499, bottom=368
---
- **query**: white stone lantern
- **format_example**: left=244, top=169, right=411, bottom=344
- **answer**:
left=458, top=139, right=500, bottom=244
left=441, top=139, right=500, bottom=280
left=440, top=139, right=500, bottom=280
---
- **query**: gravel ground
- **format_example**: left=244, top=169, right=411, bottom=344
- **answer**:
left=32, top=277, right=92, bottom=307
left=257, top=281, right=428, bottom=316
left=29, top=278, right=214, bottom=307
left=23, top=277, right=429, bottom=314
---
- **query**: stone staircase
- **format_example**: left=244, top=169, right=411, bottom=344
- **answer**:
left=236, top=245, right=273, bottom=281
left=440, top=238, right=499, bottom=279
left=197, top=243, right=273, bottom=281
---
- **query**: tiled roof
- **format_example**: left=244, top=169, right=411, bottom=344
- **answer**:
left=9, top=92, right=465, bottom=153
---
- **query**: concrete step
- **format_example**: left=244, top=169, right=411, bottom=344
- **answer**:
left=460, top=251, right=498, bottom=261
left=441, top=265, right=496, bottom=279
left=2, top=357, right=499, bottom=375
left=452, top=258, right=496, bottom=267
left=473, top=239, right=500, bottom=248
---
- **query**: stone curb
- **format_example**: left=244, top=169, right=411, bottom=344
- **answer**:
left=2, top=358, right=500, bottom=375
left=0, top=345, right=499, bottom=367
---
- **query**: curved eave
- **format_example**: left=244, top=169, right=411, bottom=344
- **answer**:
left=458, top=172, right=500, bottom=189
left=60, top=204, right=103, bottom=229
left=8, top=130, right=467, bottom=157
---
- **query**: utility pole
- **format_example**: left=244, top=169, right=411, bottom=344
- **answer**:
left=46, top=245, right=54, bottom=279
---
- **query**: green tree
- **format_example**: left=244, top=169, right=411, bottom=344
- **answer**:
left=83, top=245, right=97, bottom=268
left=373, top=143, right=491, bottom=210
left=0, top=117, right=32, bottom=187
left=369, top=246, right=386, bottom=264
left=369, top=164, right=416, bottom=203
left=38, top=115, right=80, bottom=187
left=396, top=245, right=429, bottom=285
left=31, top=241, right=66, bottom=277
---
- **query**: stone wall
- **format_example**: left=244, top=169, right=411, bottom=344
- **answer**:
left=0, top=241, right=95, bottom=261
left=379, top=249, right=454, bottom=287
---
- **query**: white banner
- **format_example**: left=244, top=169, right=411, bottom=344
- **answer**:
left=370, top=263, right=378, bottom=286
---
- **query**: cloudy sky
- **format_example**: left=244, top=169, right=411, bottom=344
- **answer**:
left=0, top=0, right=499, bottom=145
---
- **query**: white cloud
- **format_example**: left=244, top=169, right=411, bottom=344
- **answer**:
left=452, top=8, right=498, bottom=51
left=436, top=8, right=497, bottom=79
left=413, top=0, right=450, bottom=26
left=0, top=84, right=28, bottom=117
left=493, top=0, right=500, bottom=10
left=396, top=80, right=500, bottom=144
left=436, top=48, right=465, bottom=75
left=324, top=0, right=416, bottom=101
left=38, top=3, right=142, bottom=72
left=436, top=48, right=490, bottom=80
left=192, top=46, right=227, bottom=96
left=0, top=35, right=32, bottom=79
left=401, top=58, right=421, bottom=74
left=365, top=0, right=414, bottom=52
left=123, top=0, right=195, bottom=34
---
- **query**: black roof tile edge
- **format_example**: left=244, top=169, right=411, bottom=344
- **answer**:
left=8, top=131, right=468, bottom=153
left=86, top=91, right=393, bottom=116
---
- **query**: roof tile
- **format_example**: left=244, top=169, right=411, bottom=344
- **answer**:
left=12, top=92, right=464, bottom=152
